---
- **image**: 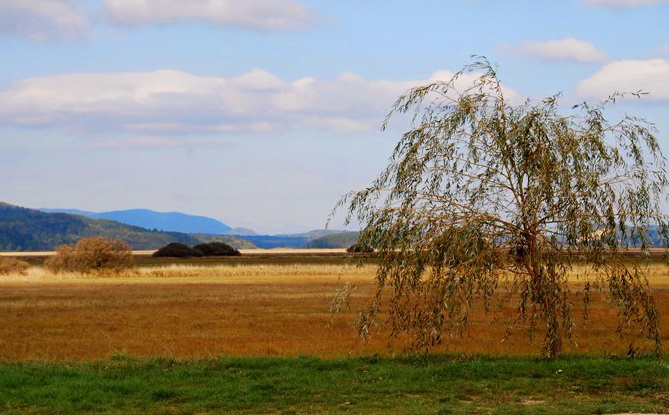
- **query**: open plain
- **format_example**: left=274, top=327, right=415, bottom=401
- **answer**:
left=1, top=252, right=669, bottom=361
left=1, top=253, right=669, bottom=414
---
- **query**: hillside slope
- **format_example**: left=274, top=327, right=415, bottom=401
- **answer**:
left=0, top=203, right=253, bottom=251
left=233, top=230, right=357, bottom=249
left=41, top=208, right=234, bottom=235
left=305, top=231, right=359, bottom=249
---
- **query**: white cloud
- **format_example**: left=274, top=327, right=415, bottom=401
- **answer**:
left=309, top=117, right=374, bottom=133
left=93, top=136, right=184, bottom=149
left=92, top=135, right=232, bottom=149
left=585, top=0, right=669, bottom=8
left=0, top=68, right=519, bottom=138
left=104, top=0, right=317, bottom=31
left=0, top=68, right=524, bottom=145
left=0, top=0, right=86, bottom=41
left=504, top=38, right=608, bottom=63
left=576, top=59, right=669, bottom=102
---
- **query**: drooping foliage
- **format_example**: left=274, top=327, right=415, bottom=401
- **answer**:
left=336, top=58, right=669, bottom=358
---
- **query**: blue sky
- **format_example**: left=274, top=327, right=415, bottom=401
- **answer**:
left=1, top=0, right=668, bottom=233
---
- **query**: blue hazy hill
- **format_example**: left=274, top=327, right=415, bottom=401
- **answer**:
left=1, top=202, right=257, bottom=251
left=38, top=208, right=360, bottom=248
left=232, top=230, right=357, bottom=249
left=41, top=208, right=233, bottom=235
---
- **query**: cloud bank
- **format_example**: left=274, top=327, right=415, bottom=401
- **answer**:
left=503, top=38, right=608, bottom=63
left=0, top=0, right=86, bottom=41
left=0, top=69, right=519, bottom=139
left=576, top=59, right=669, bottom=101
left=104, top=0, right=317, bottom=30
left=585, top=0, right=669, bottom=8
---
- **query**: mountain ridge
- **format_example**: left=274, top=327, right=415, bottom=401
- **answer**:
left=1, top=203, right=254, bottom=251
left=39, top=208, right=254, bottom=235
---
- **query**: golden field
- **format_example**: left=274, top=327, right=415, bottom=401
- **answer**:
left=0, top=259, right=668, bottom=362
left=0, top=248, right=348, bottom=257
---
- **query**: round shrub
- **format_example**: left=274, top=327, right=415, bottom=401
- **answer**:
left=153, top=242, right=204, bottom=258
left=44, top=237, right=135, bottom=274
left=194, top=242, right=241, bottom=257
left=0, top=257, right=30, bottom=275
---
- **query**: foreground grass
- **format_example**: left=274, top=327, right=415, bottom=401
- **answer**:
left=1, top=356, right=668, bottom=415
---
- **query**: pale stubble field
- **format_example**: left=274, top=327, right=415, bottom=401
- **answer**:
left=1, top=259, right=668, bottom=362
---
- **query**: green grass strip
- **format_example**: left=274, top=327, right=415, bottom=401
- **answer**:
left=1, top=355, right=668, bottom=414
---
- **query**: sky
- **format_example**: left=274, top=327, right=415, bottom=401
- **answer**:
left=1, top=0, right=669, bottom=234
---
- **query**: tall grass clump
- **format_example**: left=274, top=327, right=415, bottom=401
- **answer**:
left=44, top=237, right=135, bottom=274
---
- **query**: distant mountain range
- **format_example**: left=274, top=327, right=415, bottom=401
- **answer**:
left=39, top=208, right=257, bottom=235
left=0, top=203, right=254, bottom=251
left=230, top=230, right=359, bottom=249
left=0, top=202, right=359, bottom=251
left=37, top=207, right=359, bottom=249
left=305, top=231, right=360, bottom=249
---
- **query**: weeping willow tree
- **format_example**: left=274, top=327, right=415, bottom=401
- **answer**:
left=336, top=58, right=669, bottom=358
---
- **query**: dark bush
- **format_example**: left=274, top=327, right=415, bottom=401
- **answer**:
left=346, top=242, right=374, bottom=253
left=194, top=242, right=241, bottom=256
left=153, top=243, right=204, bottom=258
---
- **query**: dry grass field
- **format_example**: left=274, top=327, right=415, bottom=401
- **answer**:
left=0, top=259, right=668, bottom=362
left=0, top=248, right=348, bottom=257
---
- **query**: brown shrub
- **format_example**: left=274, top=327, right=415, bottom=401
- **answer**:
left=44, top=237, right=135, bottom=274
left=0, top=257, right=30, bottom=275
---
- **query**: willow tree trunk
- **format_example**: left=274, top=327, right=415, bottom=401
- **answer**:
left=543, top=267, right=563, bottom=359
left=526, top=231, right=563, bottom=358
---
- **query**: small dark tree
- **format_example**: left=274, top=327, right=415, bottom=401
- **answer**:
left=194, top=242, right=241, bottom=256
left=336, top=58, right=669, bottom=358
left=153, top=243, right=203, bottom=258
left=346, top=242, right=375, bottom=254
